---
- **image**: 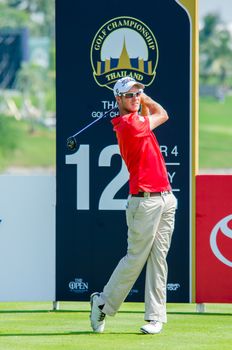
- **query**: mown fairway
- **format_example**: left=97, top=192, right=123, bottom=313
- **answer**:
left=1, top=95, right=232, bottom=172
left=199, top=95, right=232, bottom=169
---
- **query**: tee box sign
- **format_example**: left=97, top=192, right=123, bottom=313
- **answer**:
left=56, top=0, right=197, bottom=302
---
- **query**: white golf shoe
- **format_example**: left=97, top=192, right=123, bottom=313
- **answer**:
left=140, top=321, right=163, bottom=334
left=90, top=292, right=105, bottom=333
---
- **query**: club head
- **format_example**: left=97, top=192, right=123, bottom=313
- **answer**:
left=67, top=136, right=77, bottom=151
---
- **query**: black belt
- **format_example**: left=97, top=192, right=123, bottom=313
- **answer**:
left=132, top=191, right=171, bottom=198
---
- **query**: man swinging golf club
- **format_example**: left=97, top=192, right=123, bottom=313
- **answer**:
left=90, top=76, right=177, bottom=334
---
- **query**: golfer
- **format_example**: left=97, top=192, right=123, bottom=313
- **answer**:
left=90, top=76, right=177, bottom=334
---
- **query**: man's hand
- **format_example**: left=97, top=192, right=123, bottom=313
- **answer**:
left=140, top=93, right=169, bottom=130
left=140, top=93, right=150, bottom=116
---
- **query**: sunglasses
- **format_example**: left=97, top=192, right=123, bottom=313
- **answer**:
left=119, top=90, right=143, bottom=99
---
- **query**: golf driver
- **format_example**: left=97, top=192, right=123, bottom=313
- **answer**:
left=66, top=106, right=118, bottom=151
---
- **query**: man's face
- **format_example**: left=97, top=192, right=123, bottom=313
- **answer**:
left=116, top=87, right=142, bottom=115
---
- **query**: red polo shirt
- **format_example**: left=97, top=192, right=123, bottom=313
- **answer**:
left=111, top=112, right=171, bottom=194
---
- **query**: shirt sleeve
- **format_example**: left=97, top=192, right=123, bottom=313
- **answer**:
left=128, top=114, right=150, bottom=137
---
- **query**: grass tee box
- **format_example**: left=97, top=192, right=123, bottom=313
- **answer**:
left=0, top=302, right=232, bottom=350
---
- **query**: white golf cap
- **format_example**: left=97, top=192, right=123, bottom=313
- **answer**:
left=113, top=77, right=144, bottom=96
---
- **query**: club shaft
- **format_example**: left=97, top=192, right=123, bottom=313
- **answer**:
left=71, top=107, right=117, bottom=138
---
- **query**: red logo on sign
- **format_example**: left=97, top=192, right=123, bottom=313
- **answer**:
left=196, top=175, right=232, bottom=303
left=210, top=214, right=232, bottom=268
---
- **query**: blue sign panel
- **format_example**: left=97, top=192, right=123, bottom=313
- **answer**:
left=56, top=0, right=191, bottom=302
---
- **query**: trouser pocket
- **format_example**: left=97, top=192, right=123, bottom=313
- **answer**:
left=126, top=197, right=140, bottom=232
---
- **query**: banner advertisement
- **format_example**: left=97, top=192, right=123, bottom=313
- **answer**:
left=196, top=175, right=232, bottom=303
left=56, top=0, right=196, bottom=302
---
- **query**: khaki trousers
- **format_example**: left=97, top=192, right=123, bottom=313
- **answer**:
left=100, top=191, right=177, bottom=323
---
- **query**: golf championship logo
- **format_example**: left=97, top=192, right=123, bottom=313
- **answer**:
left=210, top=214, right=232, bottom=268
left=90, top=16, right=159, bottom=90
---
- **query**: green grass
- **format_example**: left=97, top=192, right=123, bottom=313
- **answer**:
left=199, top=95, right=232, bottom=169
left=0, top=302, right=232, bottom=350
left=0, top=119, right=55, bottom=170
left=11, top=127, right=56, bottom=168
left=1, top=95, right=232, bottom=171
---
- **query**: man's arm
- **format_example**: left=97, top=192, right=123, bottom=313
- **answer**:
left=140, top=93, right=169, bottom=130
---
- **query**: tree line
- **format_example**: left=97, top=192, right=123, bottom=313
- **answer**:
left=200, top=13, right=232, bottom=87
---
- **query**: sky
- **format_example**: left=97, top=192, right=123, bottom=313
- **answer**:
left=199, top=0, right=232, bottom=23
